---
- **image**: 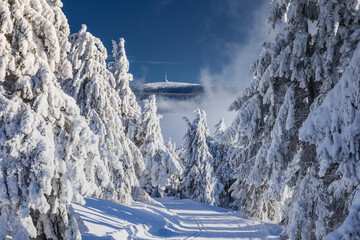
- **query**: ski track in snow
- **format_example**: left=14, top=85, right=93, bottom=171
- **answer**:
left=72, top=197, right=281, bottom=240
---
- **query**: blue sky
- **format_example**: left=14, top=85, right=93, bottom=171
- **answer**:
left=62, top=0, right=265, bottom=85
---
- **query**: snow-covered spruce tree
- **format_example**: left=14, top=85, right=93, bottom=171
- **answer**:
left=225, top=0, right=360, bottom=238
left=279, top=1, right=360, bottom=239
left=108, top=39, right=142, bottom=143
left=226, top=0, right=318, bottom=223
left=214, top=118, right=226, bottom=140
left=62, top=25, right=145, bottom=205
left=137, top=95, right=182, bottom=197
left=309, top=0, right=360, bottom=110
left=180, top=109, right=223, bottom=206
left=165, top=138, right=183, bottom=196
left=209, top=119, right=233, bottom=207
left=285, top=44, right=360, bottom=240
left=288, top=26, right=360, bottom=240
left=0, top=1, right=109, bottom=239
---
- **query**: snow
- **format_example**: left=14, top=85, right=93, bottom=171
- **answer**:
left=73, top=197, right=281, bottom=240
left=3, top=0, right=359, bottom=238
left=142, top=81, right=202, bottom=90
left=181, top=109, right=222, bottom=206
left=63, top=25, right=144, bottom=205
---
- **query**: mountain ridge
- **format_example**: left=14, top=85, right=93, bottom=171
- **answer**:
left=132, top=81, right=205, bottom=101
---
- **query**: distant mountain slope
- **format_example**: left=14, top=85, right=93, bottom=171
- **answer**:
left=132, top=81, right=205, bottom=101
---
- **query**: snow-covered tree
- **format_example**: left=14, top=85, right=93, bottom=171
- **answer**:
left=214, top=118, right=226, bottom=140
left=166, top=138, right=181, bottom=166
left=0, top=1, right=109, bottom=239
left=281, top=1, right=360, bottom=238
left=225, top=0, right=360, bottom=238
left=310, top=0, right=360, bottom=110
left=108, top=39, right=141, bottom=143
left=293, top=40, right=360, bottom=240
left=227, top=9, right=305, bottom=218
left=180, top=109, right=223, bottom=206
left=137, top=95, right=182, bottom=197
left=62, top=25, right=145, bottom=205
left=165, top=138, right=183, bottom=196
left=209, top=120, right=233, bottom=207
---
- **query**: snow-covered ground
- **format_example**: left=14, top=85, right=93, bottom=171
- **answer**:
left=142, top=81, right=202, bottom=90
left=72, top=197, right=281, bottom=239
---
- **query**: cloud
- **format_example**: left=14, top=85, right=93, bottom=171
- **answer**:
left=157, top=89, right=239, bottom=146
left=158, top=1, right=280, bottom=146
left=200, top=1, right=278, bottom=91
left=157, top=99, right=196, bottom=145
left=132, top=65, right=148, bottom=87
left=196, top=1, right=280, bottom=129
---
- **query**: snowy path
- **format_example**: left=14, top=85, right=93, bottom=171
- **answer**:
left=72, top=197, right=281, bottom=240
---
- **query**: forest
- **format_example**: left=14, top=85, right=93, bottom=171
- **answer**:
left=0, top=0, right=359, bottom=239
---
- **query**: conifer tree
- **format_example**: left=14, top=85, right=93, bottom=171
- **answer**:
left=209, top=119, right=233, bottom=207
left=291, top=27, right=360, bottom=240
left=166, top=138, right=183, bottom=195
left=0, top=1, right=108, bottom=239
left=225, top=0, right=313, bottom=221
left=62, top=25, right=145, bottom=205
left=180, top=109, right=223, bottom=206
left=138, top=95, right=182, bottom=197
left=281, top=1, right=360, bottom=238
left=225, top=0, right=360, bottom=238
left=108, top=39, right=142, bottom=143
left=214, top=118, right=226, bottom=140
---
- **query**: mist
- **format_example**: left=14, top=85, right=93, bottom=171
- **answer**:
left=157, top=1, right=279, bottom=146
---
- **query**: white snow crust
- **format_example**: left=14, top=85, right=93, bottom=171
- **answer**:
left=143, top=81, right=201, bottom=90
left=73, top=197, right=282, bottom=240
